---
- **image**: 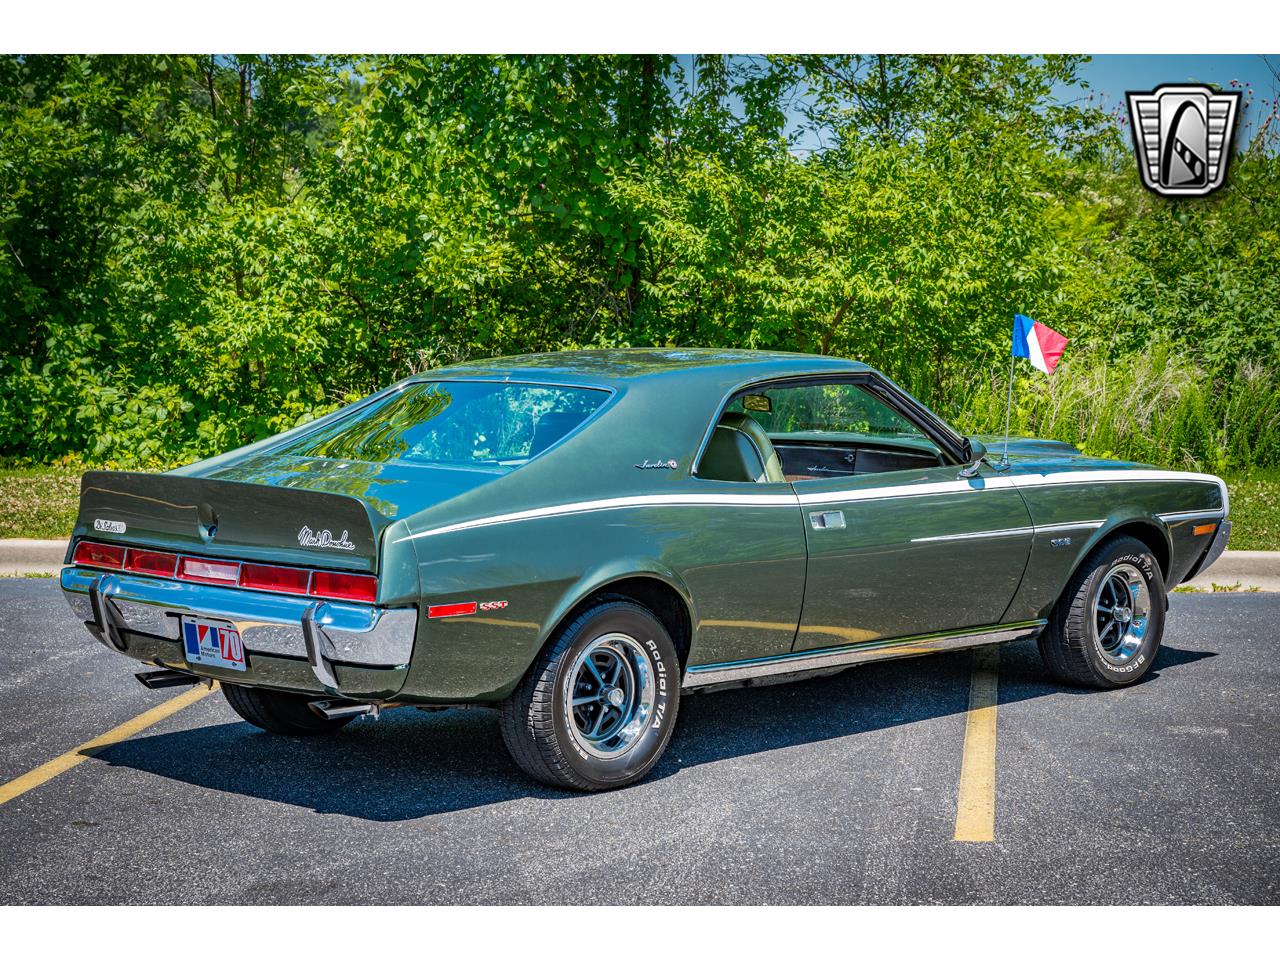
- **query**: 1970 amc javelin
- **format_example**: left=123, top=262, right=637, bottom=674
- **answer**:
left=62, top=349, right=1231, bottom=790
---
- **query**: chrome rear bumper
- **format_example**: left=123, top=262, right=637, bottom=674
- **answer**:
left=61, top=566, right=417, bottom=695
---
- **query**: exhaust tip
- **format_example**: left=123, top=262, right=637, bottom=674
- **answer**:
left=135, top=669, right=205, bottom=690
left=308, top=699, right=381, bottom=720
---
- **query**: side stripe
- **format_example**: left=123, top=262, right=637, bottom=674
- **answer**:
left=396, top=469, right=1226, bottom=543
left=394, top=492, right=799, bottom=542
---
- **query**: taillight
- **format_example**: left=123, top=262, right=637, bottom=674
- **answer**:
left=239, top=563, right=311, bottom=594
left=309, top=570, right=377, bottom=603
left=72, top=540, right=375, bottom=604
left=72, top=540, right=126, bottom=569
left=123, top=548, right=179, bottom=578
left=178, top=556, right=240, bottom=585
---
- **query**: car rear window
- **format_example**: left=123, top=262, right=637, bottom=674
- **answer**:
left=279, top=380, right=610, bottom=467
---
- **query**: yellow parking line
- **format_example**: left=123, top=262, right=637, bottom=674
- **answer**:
left=0, top=683, right=216, bottom=808
left=954, top=646, right=999, bottom=842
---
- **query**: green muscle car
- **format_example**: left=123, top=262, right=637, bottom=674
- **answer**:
left=61, top=349, right=1231, bottom=790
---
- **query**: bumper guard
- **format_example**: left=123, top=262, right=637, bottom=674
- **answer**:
left=62, top=567, right=417, bottom=695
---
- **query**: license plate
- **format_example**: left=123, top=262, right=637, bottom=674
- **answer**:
left=181, top=615, right=246, bottom=671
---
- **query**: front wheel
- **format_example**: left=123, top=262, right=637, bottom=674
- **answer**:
left=1038, top=535, right=1166, bottom=689
left=499, top=600, right=680, bottom=791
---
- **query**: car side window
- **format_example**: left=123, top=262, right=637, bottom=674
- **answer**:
left=721, top=381, right=944, bottom=481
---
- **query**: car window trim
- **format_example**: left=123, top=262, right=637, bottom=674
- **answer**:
left=691, top=372, right=967, bottom=478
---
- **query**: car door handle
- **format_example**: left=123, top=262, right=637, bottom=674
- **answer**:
left=809, top=510, right=846, bottom=530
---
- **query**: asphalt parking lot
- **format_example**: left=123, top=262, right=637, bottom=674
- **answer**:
left=0, top=578, right=1276, bottom=905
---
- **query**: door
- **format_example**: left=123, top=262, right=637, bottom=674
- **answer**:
left=793, top=464, right=1033, bottom=650
left=719, top=377, right=1034, bottom=652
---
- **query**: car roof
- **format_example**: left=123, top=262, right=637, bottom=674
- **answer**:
left=420, top=348, right=872, bottom=390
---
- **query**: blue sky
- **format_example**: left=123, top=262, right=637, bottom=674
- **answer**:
left=1064, top=54, right=1280, bottom=141
left=671, top=54, right=1280, bottom=149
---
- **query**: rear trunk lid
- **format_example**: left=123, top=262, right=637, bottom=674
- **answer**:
left=74, top=456, right=506, bottom=572
left=75, top=470, right=382, bottom=573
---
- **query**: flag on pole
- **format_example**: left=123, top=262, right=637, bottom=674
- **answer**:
left=1011, top=314, right=1068, bottom=375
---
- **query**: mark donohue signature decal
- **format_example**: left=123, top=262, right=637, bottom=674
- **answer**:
left=297, top=526, right=357, bottom=551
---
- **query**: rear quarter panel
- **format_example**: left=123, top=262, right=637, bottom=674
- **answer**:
left=396, top=493, right=807, bottom=701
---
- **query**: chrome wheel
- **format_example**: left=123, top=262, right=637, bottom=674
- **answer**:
left=1092, top=563, right=1151, bottom=665
left=564, top=632, right=655, bottom=760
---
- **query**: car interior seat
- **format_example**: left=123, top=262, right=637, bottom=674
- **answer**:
left=698, top=412, right=786, bottom=483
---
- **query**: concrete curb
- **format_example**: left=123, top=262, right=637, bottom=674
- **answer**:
left=1182, top=551, right=1280, bottom=593
left=0, top=539, right=69, bottom=577
left=2, top=538, right=1278, bottom=591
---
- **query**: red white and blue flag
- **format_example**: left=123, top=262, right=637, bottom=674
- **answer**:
left=1012, top=314, right=1069, bottom=375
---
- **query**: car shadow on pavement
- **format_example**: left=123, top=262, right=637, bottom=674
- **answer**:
left=93, top=640, right=1215, bottom=822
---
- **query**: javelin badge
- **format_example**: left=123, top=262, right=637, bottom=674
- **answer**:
left=1126, top=85, right=1241, bottom=197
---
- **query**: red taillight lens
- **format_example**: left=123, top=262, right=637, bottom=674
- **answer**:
left=309, top=570, right=377, bottom=603
left=239, top=563, right=310, bottom=594
left=72, top=540, right=126, bottom=569
left=123, top=548, right=179, bottom=577
left=177, top=556, right=240, bottom=584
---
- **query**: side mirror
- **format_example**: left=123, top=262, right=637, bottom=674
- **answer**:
left=959, top=437, right=988, bottom=478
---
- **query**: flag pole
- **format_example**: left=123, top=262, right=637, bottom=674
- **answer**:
left=1000, top=351, right=1014, bottom=469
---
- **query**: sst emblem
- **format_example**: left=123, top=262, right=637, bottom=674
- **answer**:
left=1126, top=84, right=1241, bottom=197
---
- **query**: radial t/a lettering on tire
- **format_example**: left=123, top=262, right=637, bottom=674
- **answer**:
left=1039, top=535, right=1167, bottom=689
left=499, top=599, right=680, bottom=791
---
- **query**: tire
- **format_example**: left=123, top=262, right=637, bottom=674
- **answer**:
left=1038, top=535, right=1167, bottom=689
left=499, top=600, right=681, bottom=791
left=222, top=683, right=355, bottom=736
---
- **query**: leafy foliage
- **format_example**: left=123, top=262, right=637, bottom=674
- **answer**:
left=2, top=54, right=1278, bottom=472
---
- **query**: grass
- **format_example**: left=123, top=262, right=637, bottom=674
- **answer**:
left=1, top=463, right=1278, bottom=551
left=0, top=463, right=81, bottom=539
left=1222, top=470, right=1280, bottom=551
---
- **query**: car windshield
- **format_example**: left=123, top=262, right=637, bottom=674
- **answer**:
left=278, top=380, right=610, bottom=467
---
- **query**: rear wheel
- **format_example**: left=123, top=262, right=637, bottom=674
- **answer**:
left=500, top=600, right=680, bottom=791
left=222, top=683, right=354, bottom=736
left=1039, top=535, right=1166, bottom=689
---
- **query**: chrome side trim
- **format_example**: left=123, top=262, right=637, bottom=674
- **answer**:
left=1035, top=520, right=1105, bottom=533
left=682, top=621, right=1046, bottom=689
left=909, top=519, right=1105, bottom=544
left=61, top=567, right=416, bottom=668
left=1157, top=509, right=1226, bottom=524
left=911, top=526, right=1032, bottom=544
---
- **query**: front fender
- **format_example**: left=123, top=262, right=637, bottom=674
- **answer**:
left=1005, top=509, right=1173, bottom=623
